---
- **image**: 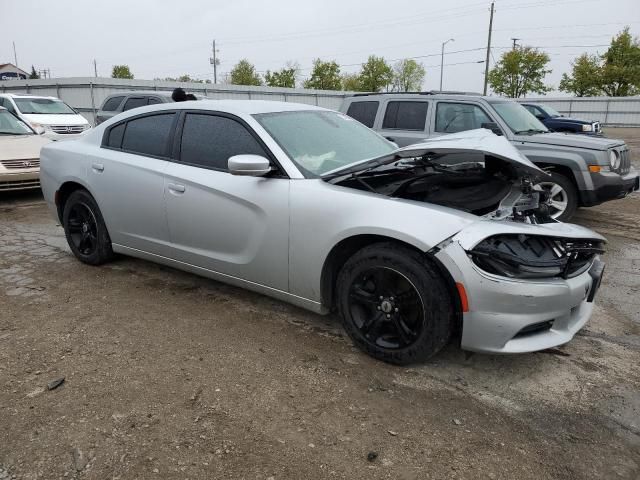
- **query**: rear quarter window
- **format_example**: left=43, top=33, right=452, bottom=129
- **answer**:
left=382, top=101, right=429, bottom=131
left=346, top=101, right=379, bottom=128
left=101, top=96, right=124, bottom=112
left=123, top=97, right=148, bottom=111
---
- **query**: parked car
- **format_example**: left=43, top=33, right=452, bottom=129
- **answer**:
left=40, top=100, right=606, bottom=364
left=96, top=91, right=199, bottom=125
left=0, top=106, right=50, bottom=191
left=0, top=93, right=91, bottom=140
left=341, top=93, right=639, bottom=222
left=521, top=103, right=602, bottom=135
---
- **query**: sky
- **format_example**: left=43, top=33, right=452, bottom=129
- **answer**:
left=2, top=0, right=639, bottom=95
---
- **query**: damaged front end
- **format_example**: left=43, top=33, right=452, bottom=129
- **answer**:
left=325, top=129, right=557, bottom=224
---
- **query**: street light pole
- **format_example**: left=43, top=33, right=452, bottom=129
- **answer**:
left=440, top=38, right=454, bottom=91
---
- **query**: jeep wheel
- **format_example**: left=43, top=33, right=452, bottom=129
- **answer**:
left=535, top=172, right=578, bottom=221
left=336, top=242, right=453, bottom=365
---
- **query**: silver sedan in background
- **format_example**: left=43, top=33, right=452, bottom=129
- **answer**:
left=40, top=100, right=605, bottom=364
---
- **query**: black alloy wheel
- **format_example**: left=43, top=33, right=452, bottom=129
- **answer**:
left=67, top=202, right=99, bottom=256
left=348, top=267, right=424, bottom=350
left=62, top=189, right=114, bottom=265
left=337, top=242, right=453, bottom=365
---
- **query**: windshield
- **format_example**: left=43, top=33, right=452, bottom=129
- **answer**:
left=0, top=110, right=34, bottom=135
left=490, top=101, right=549, bottom=134
left=538, top=104, right=562, bottom=117
left=14, top=97, right=76, bottom=115
left=254, top=110, right=395, bottom=177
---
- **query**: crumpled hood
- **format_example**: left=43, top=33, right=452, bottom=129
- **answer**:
left=396, top=129, right=546, bottom=178
left=515, top=132, right=624, bottom=150
left=0, top=135, right=51, bottom=160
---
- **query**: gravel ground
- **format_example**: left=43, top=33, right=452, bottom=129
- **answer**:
left=1, top=129, right=639, bottom=479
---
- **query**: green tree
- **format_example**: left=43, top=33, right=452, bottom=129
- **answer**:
left=341, top=73, right=362, bottom=91
left=358, top=55, right=393, bottom=92
left=111, top=65, right=134, bottom=79
left=264, top=64, right=298, bottom=88
left=230, top=59, right=262, bottom=86
left=303, top=59, right=341, bottom=90
left=488, top=47, right=551, bottom=98
left=559, top=54, right=602, bottom=97
left=599, top=27, right=640, bottom=96
left=392, top=59, right=426, bottom=92
left=28, top=66, right=40, bottom=79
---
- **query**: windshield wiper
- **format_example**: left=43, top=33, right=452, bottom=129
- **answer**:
left=514, top=129, right=547, bottom=135
left=0, top=131, right=28, bottom=135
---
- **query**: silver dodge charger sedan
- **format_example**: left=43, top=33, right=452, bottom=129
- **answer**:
left=40, top=100, right=606, bottom=364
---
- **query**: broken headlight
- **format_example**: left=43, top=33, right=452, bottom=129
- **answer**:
left=470, top=234, right=604, bottom=279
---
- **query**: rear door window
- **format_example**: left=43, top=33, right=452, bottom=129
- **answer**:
left=121, top=113, right=175, bottom=157
left=147, top=97, right=162, bottom=105
left=123, top=97, right=148, bottom=111
left=101, top=96, right=124, bottom=112
left=382, top=101, right=429, bottom=130
left=435, top=102, right=492, bottom=133
left=346, top=101, right=379, bottom=128
left=179, top=113, right=267, bottom=171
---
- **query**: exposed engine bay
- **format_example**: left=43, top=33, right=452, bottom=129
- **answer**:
left=329, top=152, right=554, bottom=223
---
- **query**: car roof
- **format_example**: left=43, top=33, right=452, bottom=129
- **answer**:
left=0, top=93, right=58, bottom=100
left=123, top=99, right=329, bottom=116
left=106, top=90, right=174, bottom=98
left=346, top=92, right=491, bottom=101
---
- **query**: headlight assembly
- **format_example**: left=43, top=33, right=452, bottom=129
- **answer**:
left=609, top=150, right=620, bottom=169
left=470, top=234, right=604, bottom=279
left=582, top=124, right=593, bottom=132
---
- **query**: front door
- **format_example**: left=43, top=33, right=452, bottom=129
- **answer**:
left=164, top=112, right=290, bottom=291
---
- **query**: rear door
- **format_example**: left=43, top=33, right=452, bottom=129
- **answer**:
left=163, top=111, right=290, bottom=291
left=376, top=100, right=430, bottom=146
left=91, top=111, right=177, bottom=255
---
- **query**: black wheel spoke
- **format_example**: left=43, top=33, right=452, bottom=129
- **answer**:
left=391, top=315, right=412, bottom=346
left=349, top=286, right=378, bottom=305
left=361, top=312, right=384, bottom=336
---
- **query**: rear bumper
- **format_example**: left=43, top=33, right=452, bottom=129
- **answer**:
left=0, top=170, right=40, bottom=191
left=580, top=168, right=639, bottom=206
left=435, top=241, right=599, bottom=354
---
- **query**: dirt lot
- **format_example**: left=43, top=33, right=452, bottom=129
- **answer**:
left=1, top=129, right=639, bottom=480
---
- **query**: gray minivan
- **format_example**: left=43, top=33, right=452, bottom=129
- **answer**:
left=341, top=93, right=639, bottom=221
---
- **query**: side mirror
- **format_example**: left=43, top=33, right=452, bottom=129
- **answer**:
left=481, top=122, right=503, bottom=136
left=536, top=115, right=546, bottom=121
left=34, top=126, right=46, bottom=135
left=228, top=154, right=272, bottom=177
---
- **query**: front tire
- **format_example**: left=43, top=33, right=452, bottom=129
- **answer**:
left=535, top=172, right=578, bottom=222
left=336, top=242, right=453, bottom=365
left=62, top=189, right=114, bottom=265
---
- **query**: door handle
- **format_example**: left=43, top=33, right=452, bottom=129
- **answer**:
left=167, top=183, right=186, bottom=194
left=92, top=163, right=104, bottom=172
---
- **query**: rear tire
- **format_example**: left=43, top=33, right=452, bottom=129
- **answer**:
left=62, top=189, right=114, bottom=265
left=336, top=242, right=453, bottom=365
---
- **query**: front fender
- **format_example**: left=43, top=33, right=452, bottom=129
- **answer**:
left=288, top=179, right=478, bottom=303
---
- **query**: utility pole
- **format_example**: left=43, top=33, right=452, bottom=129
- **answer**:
left=210, top=40, right=218, bottom=84
left=483, top=1, right=495, bottom=96
left=12, top=41, right=18, bottom=67
left=511, top=38, right=520, bottom=50
left=93, top=59, right=98, bottom=77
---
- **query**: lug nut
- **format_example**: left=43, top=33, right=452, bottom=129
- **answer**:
left=390, top=297, right=394, bottom=301
left=394, top=308, right=399, bottom=312
left=377, top=306, right=381, bottom=310
left=386, top=314, right=390, bottom=319
left=379, top=296, right=384, bottom=300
